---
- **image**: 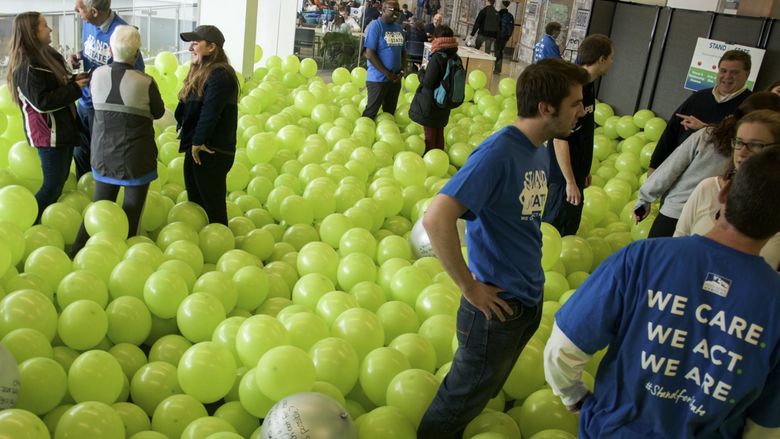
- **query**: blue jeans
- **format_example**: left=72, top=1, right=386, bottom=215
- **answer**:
left=36, top=146, right=74, bottom=223
left=417, top=296, right=542, bottom=438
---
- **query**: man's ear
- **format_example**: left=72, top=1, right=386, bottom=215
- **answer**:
left=538, top=101, right=554, bottom=118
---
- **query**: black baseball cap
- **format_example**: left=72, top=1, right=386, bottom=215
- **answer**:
left=180, top=25, right=225, bottom=48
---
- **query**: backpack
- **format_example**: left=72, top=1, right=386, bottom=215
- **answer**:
left=433, top=53, right=466, bottom=109
left=499, top=11, right=514, bottom=40
left=482, top=6, right=499, bottom=34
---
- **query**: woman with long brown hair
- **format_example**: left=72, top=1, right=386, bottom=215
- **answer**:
left=7, top=12, right=88, bottom=222
left=175, top=25, right=238, bottom=225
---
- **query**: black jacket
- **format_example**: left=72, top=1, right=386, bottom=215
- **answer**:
left=409, top=48, right=458, bottom=128
left=471, top=5, right=498, bottom=38
left=175, top=66, right=238, bottom=155
left=12, top=51, right=82, bottom=148
left=90, top=62, right=165, bottom=181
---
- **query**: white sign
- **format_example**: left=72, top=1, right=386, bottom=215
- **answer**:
left=685, top=38, right=765, bottom=91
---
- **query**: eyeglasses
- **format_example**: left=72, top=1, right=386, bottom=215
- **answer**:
left=383, top=7, right=398, bottom=12
left=731, top=138, right=778, bottom=152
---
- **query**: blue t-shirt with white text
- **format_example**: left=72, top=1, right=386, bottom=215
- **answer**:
left=364, top=19, right=405, bottom=82
left=439, top=126, right=549, bottom=305
left=80, top=13, right=145, bottom=108
left=534, top=34, right=561, bottom=63
left=556, top=236, right=780, bottom=438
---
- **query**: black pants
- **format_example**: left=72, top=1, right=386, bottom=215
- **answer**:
left=542, top=182, right=584, bottom=236
left=494, top=38, right=507, bottom=74
left=363, top=80, right=402, bottom=119
left=70, top=180, right=150, bottom=255
left=648, top=212, right=678, bottom=238
left=183, top=150, right=233, bottom=225
left=74, top=104, right=94, bottom=180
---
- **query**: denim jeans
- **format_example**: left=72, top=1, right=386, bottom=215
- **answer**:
left=36, top=146, right=74, bottom=223
left=417, top=296, right=542, bottom=439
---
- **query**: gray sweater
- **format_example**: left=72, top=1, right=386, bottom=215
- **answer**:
left=637, top=127, right=730, bottom=219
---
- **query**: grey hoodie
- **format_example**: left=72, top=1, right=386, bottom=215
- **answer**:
left=637, top=127, right=730, bottom=219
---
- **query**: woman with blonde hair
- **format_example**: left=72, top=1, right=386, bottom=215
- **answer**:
left=676, top=109, right=780, bottom=269
left=7, top=11, right=88, bottom=221
left=175, top=25, right=238, bottom=225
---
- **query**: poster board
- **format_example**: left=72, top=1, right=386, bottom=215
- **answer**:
left=684, top=38, right=765, bottom=91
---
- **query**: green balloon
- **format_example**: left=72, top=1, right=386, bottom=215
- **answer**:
left=55, top=401, right=125, bottom=438
left=359, top=347, right=411, bottom=406
left=58, top=300, right=108, bottom=350
left=0, top=185, right=37, bottom=230
left=181, top=416, right=237, bottom=439
left=0, top=328, right=52, bottom=363
left=255, top=345, right=315, bottom=401
left=106, top=296, right=152, bottom=345
left=178, top=342, right=236, bottom=403
left=643, top=117, right=667, bottom=142
left=235, top=315, right=289, bottom=367
left=143, top=270, right=189, bottom=319
left=464, top=410, right=522, bottom=439
left=331, top=308, right=385, bottom=360
left=309, top=337, right=360, bottom=396
left=176, top=293, right=227, bottom=343
left=68, top=350, right=124, bottom=404
left=503, top=338, right=545, bottom=400
left=0, top=409, right=50, bottom=439
left=356, top=406, right=416, bottom=439
left=388, top=333, right=437, bottom=373
left=112, top=402, right=151, bottom=438
left=154, top=51, right=178, bottom=75
left=385, top=368, right=439, bottom=428
left=0, top=289, right=58, bottom=341
left=129, top=362, right=181, bottom=416
left=15, top=357, right=67, bottom=415
left=151, top=394, right=208, bottom=439
left=528, top=429, right=576, bottom=439
left=515, top=389, right=580, bottom=437
left=214, top=400, right=261, bottom=438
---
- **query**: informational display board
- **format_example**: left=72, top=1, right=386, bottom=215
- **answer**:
left=685, top=37, right=765, bottom=91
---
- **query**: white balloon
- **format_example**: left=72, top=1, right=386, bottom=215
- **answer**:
left=409, top=217, right=466, bottom=259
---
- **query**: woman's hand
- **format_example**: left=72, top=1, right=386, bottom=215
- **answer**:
left=191, top=145, right=214, bottom=165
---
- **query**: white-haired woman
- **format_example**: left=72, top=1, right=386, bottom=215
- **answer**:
left=70, top=24, right=164, bottom=255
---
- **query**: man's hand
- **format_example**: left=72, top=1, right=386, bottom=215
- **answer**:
left=632, top=204, right=650, bottom=223
left=565, top=181, right=582, bottom=206
left=566, top=391, right=592, bottom=413
left=676, top=113, right=705, bottom=131
left=74, top=76, right=89, bottom=89
left=69, top=53, right=80, bottom=70
left=191, top=145, right=214, bottom=165
left=462, top=280, right=513, bottom=322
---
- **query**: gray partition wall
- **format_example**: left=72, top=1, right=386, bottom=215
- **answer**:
left=589, top=0, right=778, bottom=119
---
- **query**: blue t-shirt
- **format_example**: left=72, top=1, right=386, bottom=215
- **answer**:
left=439, top=126, right=549, bottom=305
left=555, top=236, right=780, bottom=438
left=80, top=13, right=145, bottom=109
left=533, top=34, right=561, bottom=63
left=364, top=19, right=405, bottom=83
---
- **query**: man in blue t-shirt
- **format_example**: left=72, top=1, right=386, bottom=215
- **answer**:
left=417, top=59, right=589, bottom=439
left=543, top=34, right=613, bottom=236
left=71, top=0, right=145, bottom=179
left=533, top=21, right=562, bottom=63
left=545, top=147, right=780, bottom=438
left=362, top=0, right=407, bottom=119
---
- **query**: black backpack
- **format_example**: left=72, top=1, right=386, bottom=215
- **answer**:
left=433, top=53, right=466, bottom=109
left=482, top=6, right=499, bottom=34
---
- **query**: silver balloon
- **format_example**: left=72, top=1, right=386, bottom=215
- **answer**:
left=261, top=392, right=356, bottom=439
left=0, top=344, right=19, bottom=409
left=410, top=217, right=467, bottom=259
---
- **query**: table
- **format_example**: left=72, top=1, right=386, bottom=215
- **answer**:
left=423, top=43, right=497, bottom=86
